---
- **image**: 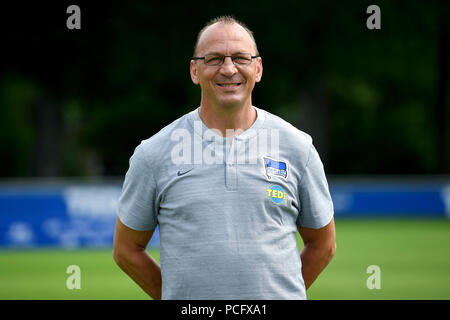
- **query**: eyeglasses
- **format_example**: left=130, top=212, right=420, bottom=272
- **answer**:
left=192, top=53, right=260, bottom=66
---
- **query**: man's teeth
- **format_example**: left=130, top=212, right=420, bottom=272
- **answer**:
left=218, top=83, right=240, bottom=87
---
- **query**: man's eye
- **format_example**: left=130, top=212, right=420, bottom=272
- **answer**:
left=206, top=56, right=223, bottom=63
left=233, top=56, right=251, bottom=64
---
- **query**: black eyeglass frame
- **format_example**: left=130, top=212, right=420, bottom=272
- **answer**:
left=191, top=54, right=260, bottom=66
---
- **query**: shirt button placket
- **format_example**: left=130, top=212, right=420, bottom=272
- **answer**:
left=225, top=139, right=238, bottom=191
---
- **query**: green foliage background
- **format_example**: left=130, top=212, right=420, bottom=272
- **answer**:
left=1, top=0, right=449, bottom=177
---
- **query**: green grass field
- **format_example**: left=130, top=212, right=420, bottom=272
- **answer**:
left=1, top=219, right=449, bottom=299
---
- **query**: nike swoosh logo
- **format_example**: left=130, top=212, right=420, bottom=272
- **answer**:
left=177, top=168, right=193, bottom=176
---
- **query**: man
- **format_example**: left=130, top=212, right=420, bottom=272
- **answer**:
left=113, top=16, right=336, bottom=300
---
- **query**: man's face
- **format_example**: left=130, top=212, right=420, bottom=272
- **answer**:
left=190, top=23, right=263, bottom=109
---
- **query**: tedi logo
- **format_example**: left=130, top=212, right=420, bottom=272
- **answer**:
left=267, top=185, right=286, bottom=204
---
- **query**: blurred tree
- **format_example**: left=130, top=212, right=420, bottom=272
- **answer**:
left=435, top=1, right=450, bottom=173
left=0, top=0, right=448, bottom=177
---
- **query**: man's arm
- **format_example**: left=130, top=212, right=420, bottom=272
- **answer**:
left=297, top=217, right=336, bottom=290
left=112, top=217, right=162, bottom=299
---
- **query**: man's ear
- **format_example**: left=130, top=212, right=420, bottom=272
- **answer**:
left=190, top=60, right=200, bottom=85
left=255, top=57, right=263, bottom=83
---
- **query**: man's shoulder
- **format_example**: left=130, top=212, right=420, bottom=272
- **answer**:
left=257, top=107, right=315, bottom=169
left=259, top=107, right=313, bottom=146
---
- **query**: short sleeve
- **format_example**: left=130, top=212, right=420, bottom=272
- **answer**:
left=296, top=144, right=334, bottom=229
left=117, top=143, right=158, bottom=231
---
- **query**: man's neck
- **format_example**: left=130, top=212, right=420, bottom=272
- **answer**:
left=198, top=102, right=257, bottom=139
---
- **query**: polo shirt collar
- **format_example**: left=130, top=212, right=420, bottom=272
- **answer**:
left=188, top=106, right=266, bottom=142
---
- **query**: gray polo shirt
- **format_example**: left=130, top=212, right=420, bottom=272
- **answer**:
left=117, top=106, right=334, bottom=300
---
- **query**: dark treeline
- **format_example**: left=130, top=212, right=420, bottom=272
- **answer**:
left=0, top=0, right=448, bottom=177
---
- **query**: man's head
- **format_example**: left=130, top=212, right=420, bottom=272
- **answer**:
left=192, top=16, right=259, bottom=57
left=190, top=16, right=263, bottom=110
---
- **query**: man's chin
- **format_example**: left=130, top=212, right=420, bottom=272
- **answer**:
left=216, top=100, right=246, bottom=109
left=215, top=95, right=248, bottom=109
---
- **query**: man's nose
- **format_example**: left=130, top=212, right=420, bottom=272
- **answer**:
left=219, top=57, right=237, bottom=76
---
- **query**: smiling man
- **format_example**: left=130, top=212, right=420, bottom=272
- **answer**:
left=113, top=16, right=336, bottom=300
left=190, top=19, right=262, bottom=137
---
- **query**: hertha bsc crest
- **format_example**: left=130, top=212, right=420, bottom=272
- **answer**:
left=263, top=157, right=288, bottom=179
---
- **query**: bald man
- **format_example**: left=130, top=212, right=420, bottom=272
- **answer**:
left=113, top=16, right=336, bottom=300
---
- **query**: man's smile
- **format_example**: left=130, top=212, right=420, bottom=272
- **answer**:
left=216, top=82, right=243, bottom=88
